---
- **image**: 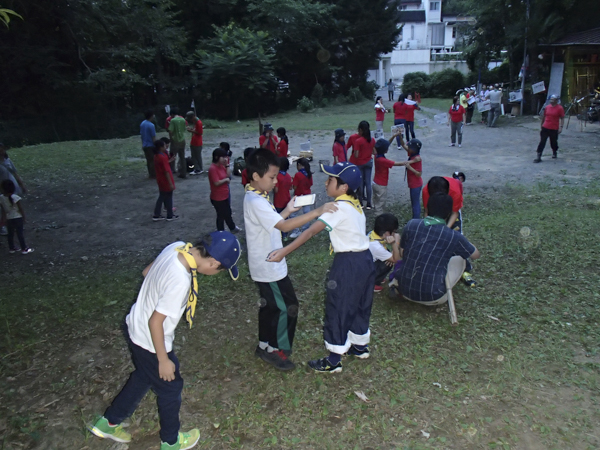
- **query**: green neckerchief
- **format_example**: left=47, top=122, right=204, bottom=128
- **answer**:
left=423, top=216, right=446, bottom=227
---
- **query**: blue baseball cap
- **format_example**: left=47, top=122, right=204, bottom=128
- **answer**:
left=203, top=231, right=242, bottom=280
left=320, top=162, right=362, bottom=191
left=375, top=138, right=390, bottom=154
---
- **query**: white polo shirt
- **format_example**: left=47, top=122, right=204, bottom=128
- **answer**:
left=244, top=190, right=288, bottom=282
left=126, top=242, right=191, bottom=353
left=318, top=202, right=369, bottom=253
left=369, top=239, right=392, bottom=262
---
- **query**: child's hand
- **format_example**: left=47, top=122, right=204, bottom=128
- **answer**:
left=266, top=249, right=286, bottom=263
left=394, top=232, right=401, bottom=243
left=319, top=202, right=338, bottom=215
left=385, top=235, right=396, bottom=244
left=285, top=196, right=301, bottom=214
left=158, top=359, right=176, bottom=381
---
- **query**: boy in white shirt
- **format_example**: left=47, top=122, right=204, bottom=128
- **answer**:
left=368, top=213, right=401, bottom=293
left=267, top=162, right=376, bottom=373
left=244, top=148, right=337, bottom=371
left=89, top=233, right=241, bottom=450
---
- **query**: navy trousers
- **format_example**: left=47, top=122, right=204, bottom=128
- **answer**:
left=104, top=327, right=182, bottom=445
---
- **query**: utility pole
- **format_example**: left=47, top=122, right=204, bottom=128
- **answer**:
left=520, top=0, right=530, bottom=115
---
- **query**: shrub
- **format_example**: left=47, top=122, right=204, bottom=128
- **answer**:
left=347, top=87, right=363, bottom=103
left=361, top=80, right=379, bottom=100
left=311, top=83, right=324, bottom=107
left=296, top=96, right=314, bottom=112
left=429, top=68, right=465, bottom=98
left=401, top=72, right=430, bottom=98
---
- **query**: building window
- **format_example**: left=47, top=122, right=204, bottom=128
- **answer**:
left=430, top=1, right=440, bottom=10
left=411, top=25, right=415, bottom=40
left=452, top=27, right=457, bottom=38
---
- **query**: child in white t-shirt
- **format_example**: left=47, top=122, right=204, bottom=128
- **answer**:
left=89, top=233, right=241, bottom=450
left=267, top=162, right=375, bottom=373
left=244, top=148, right=337, bottom=371
left=368, top=213, right=401, bottom=293
left=0, top=179, right=33, bottom=254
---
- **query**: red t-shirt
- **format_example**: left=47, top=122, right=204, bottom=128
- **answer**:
left=542, top=104, right=565, bottom=130
left=349, top=137, right=375, bottom=166
left=406, top=155, right=422, bottom=188
left=373, top=156, right=395, bottom=186
left=332, top=142, right=347, bottom=163
left=375, top=105, right=385, bottom=121
left=422, top=177, right=463, bottom=213
left=259, top=135, right=279, bottom=153
left=293, top=170, right=312, bottom=196
left=448, top=105, right=465, bottom=123
left=208, top=163, right=230, bottom=201
left=393, top=102, right=408, bottom=120
left=276, top=139, right=288, bottom=157
left=154, top=152, right=174, bottom=192
left=346, top=134, right=359, bottom=154
left=405, top=104, right=418, bottom=122
left=190, top=120, right=203, bottom=146
left=274, top=171, right=292, bottom=209
left=165, top=116, right=172, bottom=131
left=241, top=169, right=249, bottom=186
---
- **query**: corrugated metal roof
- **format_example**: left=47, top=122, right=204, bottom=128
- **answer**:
left=399, top=10, right=426, bottom=23
left=549, top=27, right=600, bottom=46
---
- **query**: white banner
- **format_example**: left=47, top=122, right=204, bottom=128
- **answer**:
left=532, top=81, right=545, bottom=94
left=477, top=100, right=491, bottom=112
left=509, top=90, right=523, bottom=103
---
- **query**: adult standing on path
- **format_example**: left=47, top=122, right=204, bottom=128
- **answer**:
left=169, top=108, right=188, bottom=179
left=404, top=94, right=420, bottom=140
left=393, top=94, right=407, bottom=147
left=374, top=96, right=388, bottom=131
left=186, top=111, right=204, bottom=175
left=387, top=79, right=395, bottom=101
left=486, top=84, right=503, bottom=128
left=534, top=94, right=565, bottom=163
left=140, top=110, right=156, bottom=178
left=479, top=84, right=490, bottom=124
left=448, top=97, right=466, bottom=147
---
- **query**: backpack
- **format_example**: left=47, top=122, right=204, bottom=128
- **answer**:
left=185, top=156, right=194, bottom=173
left=233, top=156, right=245, bottom=176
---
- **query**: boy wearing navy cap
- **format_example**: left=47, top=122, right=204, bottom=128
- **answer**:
left=89, top=232, right=241, bottom=450
left=267, top=162, right=376, bottom=373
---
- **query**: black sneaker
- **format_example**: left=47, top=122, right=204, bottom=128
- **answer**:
left=153, top=215, right=165, bottom=221
left=166, top=215, right=179, bottom=221
left=552, top=152, right=557, bottom=159
left=308, top=357, right=342, bottom=373
left=346, top=345, right=370, bottom=359
left=256, top=347, right=295, bottom=371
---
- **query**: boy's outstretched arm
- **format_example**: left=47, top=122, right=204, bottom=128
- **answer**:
left=276, top=199, right=337, bottom=232
left=267, top=220, right=326, bottom=262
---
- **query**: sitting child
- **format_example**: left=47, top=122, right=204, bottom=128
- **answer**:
left=368, top=213, right=401, bottom=293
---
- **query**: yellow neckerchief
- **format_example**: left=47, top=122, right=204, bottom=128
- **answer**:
left=175, top=243, right=198, bottom=329
left=245, top=184, right=275, bottom=212
left=335, top=194, right=363, bottom=214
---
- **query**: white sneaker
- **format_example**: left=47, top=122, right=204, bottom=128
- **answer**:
left=231, top=226, right=243, bottom=234
left=449, top=143, right=455, bottom=147
left=458, top=144, right=462, bottom=148
left=289, top=231, right=301, bottom=239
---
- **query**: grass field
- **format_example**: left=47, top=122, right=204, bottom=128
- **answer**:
left=1, top=104, right=599, bottom=449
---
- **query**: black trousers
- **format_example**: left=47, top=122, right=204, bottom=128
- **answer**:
left=536, top=127, right=559, bottom=155
left=7, top=217, right=26, bottom=250
left=210, top=198, right=235, bottom=231
left=142, top=146, right=156, bottom=178
left=374, top=260, right=392, bottom=286
left=154, top=191, right=173, bottom=218
left=256, top=276, right=299, bottom=353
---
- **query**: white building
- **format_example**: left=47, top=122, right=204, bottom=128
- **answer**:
left=369, top=0, right=474, bottom=87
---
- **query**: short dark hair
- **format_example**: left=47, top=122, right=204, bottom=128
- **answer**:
left=160, top=136, right=170, bottom=144
left=170, top=107, right=179, bottom=116
left=334, top=176, right=358, bottom=199
left=212, top=147, right=228, bottom=163
left=153, top=140, right=166, bottom=154
left=220, top=142, right=230, bottom=151
left=247, top=148, right=279, bottom=180
left=427, top=176, right=450, bottom=195
left=276, top=127, right=286, bottom=136
left=144, top=110, right=154, bottom=120
left=278, top=156, right=289, bottom=172
left=427, top=193, right=453, bottom=220
left=374, top=213, right=399, bottom=236
left=193, top=235, right=224, bottom=270
left=243, top=147, right=256, bottom=161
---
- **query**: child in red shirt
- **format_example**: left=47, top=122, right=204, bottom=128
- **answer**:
left=274, top=157, right=293, bottom=240
left=152, top=140, right=177, bottom=221
left=397, top=134, right=423, bottom=219
left=448, top=96, right=466, bottom=147
left=259, top=123, right=278, bottom=153
left=332, top=128, right=347, bottom=164
left=276, top=127, right=289, bottom=158
left=403, top=94, right=421, bottom=139
left=372, top=134, right=405, bottom=213
left=240, top=147, right=255, bottom=186
left=209, top=148, right=241, bottom=233
left=289, top=158, right=313, bottom=238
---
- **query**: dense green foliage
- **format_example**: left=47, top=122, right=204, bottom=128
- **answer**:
left=401, top=69, right=465, bottom=98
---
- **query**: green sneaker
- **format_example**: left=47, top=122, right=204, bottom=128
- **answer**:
left=88, top=416, right=131, bottom=443
left=161, top=429, right=200, bottom=450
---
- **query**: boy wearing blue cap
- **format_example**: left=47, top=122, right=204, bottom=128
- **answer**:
left=267, top=162, right=376, bottom=373
left=89, top=232, right=241, bottom=450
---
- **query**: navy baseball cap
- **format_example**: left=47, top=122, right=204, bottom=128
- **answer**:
left=374, top=138, right=390, bottom=153
left=407, top=139, right=422, bottom=153
left=321, top=162, right=362, bottom=191
left=203, top=231, right=242, bottom=280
